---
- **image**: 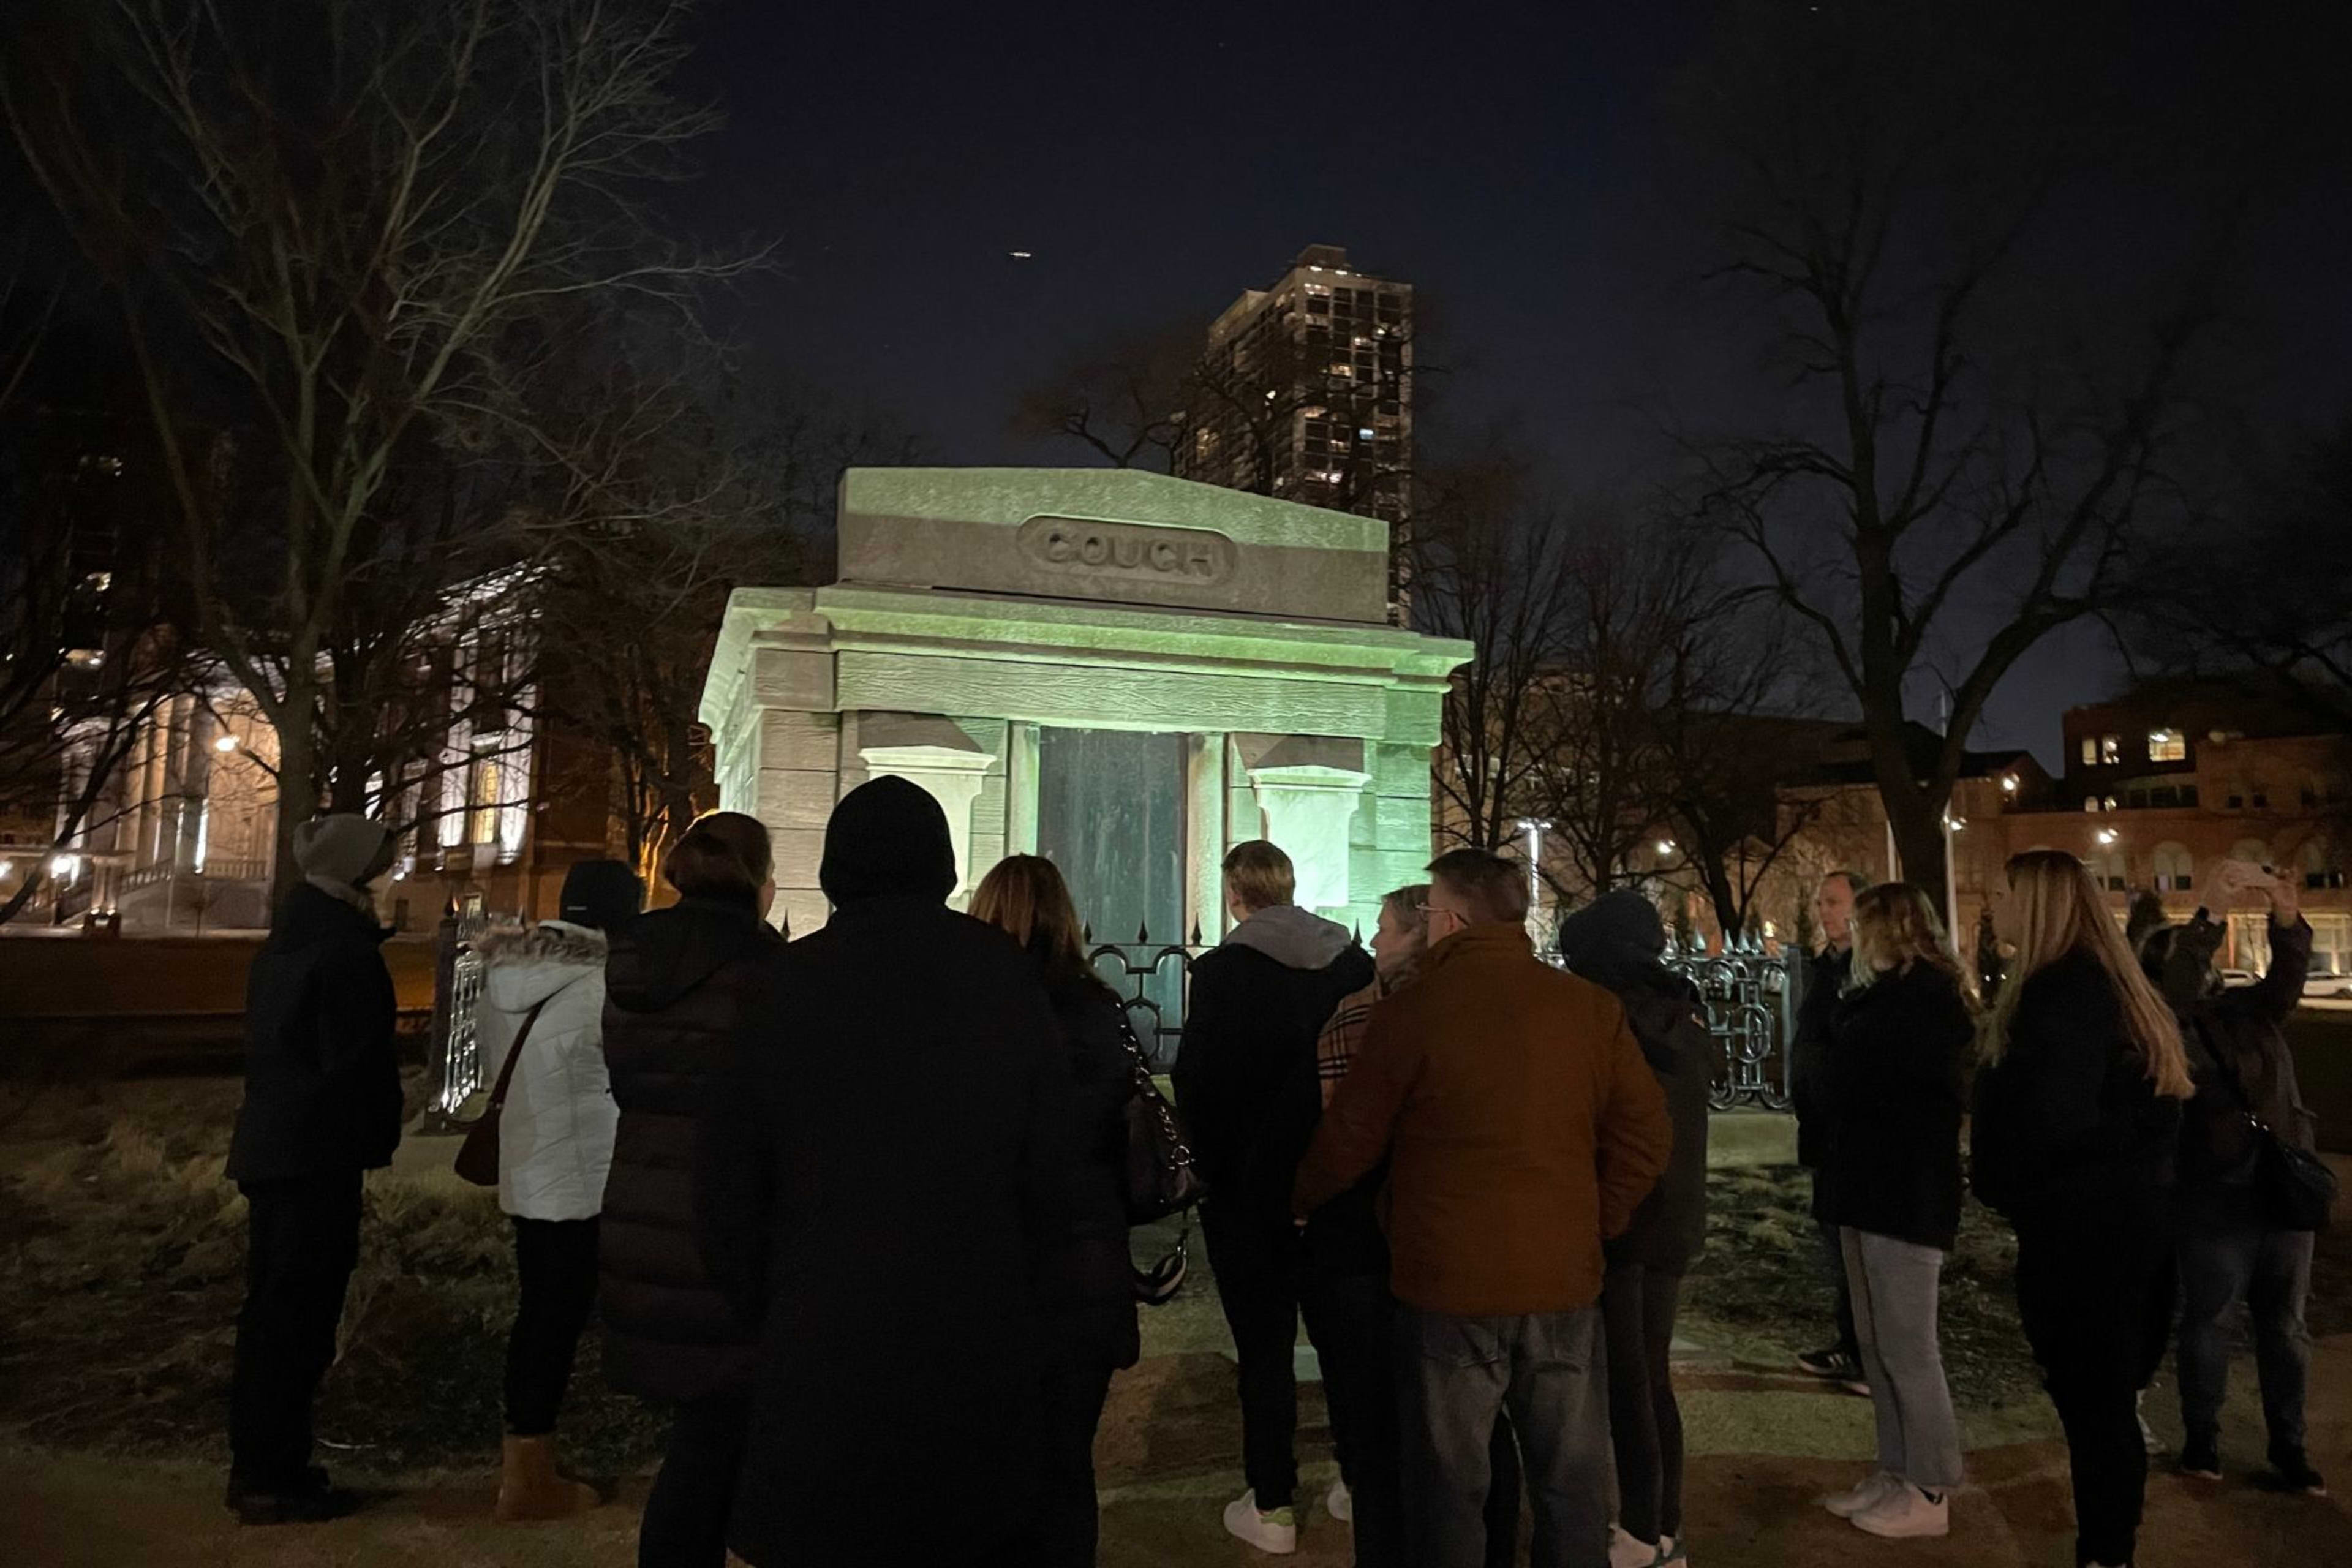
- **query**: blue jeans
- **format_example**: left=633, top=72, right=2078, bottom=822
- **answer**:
left=2176, top=1216, right=2313, bottom=1454
left=1398, top=1305, right=1608, bottom=1568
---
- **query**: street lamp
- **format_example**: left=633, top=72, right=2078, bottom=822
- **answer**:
left=2095, top=827, right=2120, bottom=846
left=1513, top=817, right=1552, bottom=919
left=214, top=734, right=239, bottom=753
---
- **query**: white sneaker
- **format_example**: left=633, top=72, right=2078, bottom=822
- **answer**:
left=1820, top=1471, right=1899, bottom=1519
left=1610, top=1523, right=1665, bottom=1566
left=1851, top=1483, right=1950, bottom=1539
left=1221, top=1490, right=1299, bottom=1555
left=1325, top=1478, right=1352, bottom=1523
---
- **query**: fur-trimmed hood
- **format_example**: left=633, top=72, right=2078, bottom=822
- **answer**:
left=479, top=919, right=609, bottom=1012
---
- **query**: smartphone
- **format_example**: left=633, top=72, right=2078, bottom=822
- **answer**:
left=2221, top=858, right=2278, bottom=891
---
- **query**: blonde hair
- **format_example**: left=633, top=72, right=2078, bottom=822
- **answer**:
left=1223, top=840, right=1296, bottom=913
left=1847, top=882, right=1972, bottom=1002
left=665, top=812, right=773, bottom=900
left=1381, top=883, right=1431, bottom=937
left=971, top=854, right=1090, bottom=986
left=1983, top=850, right=2191, bottom=1098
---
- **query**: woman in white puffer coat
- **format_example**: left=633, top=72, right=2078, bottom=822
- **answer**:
left=472, top=859, right=643, bottom=1521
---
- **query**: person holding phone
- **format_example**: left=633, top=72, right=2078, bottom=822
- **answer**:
left=2137, top=858, right=2326, bottom=1496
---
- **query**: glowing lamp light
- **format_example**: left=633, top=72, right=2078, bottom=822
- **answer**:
left=1656, top=839, right=1676, bottom=856
left=51, top=854, right=81, bottom=878
left=2095, top=829, right=2120, bottom=846
left=214, top=734, right=239, bottom=752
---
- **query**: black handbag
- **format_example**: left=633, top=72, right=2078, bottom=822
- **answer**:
left=1117, top=1011, right=1206, bottom=1224
left=2209, top=1039, right=2336, bottom=1232
left=453, top=997, right=549, bottom=1188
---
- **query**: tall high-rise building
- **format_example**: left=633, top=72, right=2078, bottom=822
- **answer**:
left=1174, top=244, right=1413, bottom=618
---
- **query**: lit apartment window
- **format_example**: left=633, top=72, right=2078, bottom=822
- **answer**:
left=2152, top=843, right=2193, bottom=892
left=2100, top=735, right=2122, bottom=764
left=2147, top=729, right=2185, bottom=763
left=2081, top=737, right=2098, bottom=767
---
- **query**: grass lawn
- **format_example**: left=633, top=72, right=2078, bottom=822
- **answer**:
left=3, top=1065, right=2345, bottom=1483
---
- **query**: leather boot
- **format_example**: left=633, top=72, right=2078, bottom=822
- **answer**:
left=494, top=1434, right=600, bottom=1522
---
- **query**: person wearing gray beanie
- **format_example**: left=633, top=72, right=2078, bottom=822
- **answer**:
left=292, top=814, right=395, bottom=916
left=223, top=815, right=404, bottom=1526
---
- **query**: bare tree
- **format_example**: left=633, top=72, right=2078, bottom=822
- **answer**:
left=1415, top=448, right=1580, bottom=855
left=2122, top=422, right=2352, bottom=741
left=1011, top=325, right=1196, bottom=470
left=1681, top=1, right=2253, bottom=910
left=532, top=356, right=921, bottom=880
left=0, top=275, right=192, bottom=924
left=7, top=0, right=756, bottom=897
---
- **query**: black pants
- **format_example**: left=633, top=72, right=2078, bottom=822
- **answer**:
left=1603, top=1265, right=1686, bottom=1546
left=505, top=1216, right=600, bottom=1435
left=1201, top=1204, right=1308, bottom=1510
left=1485, top=1414, right=1522, bottom=1568
left=2015, top=1213, right=2174, bottom=1568
left=639, top=1396, right=749, bottom=1568
left=229, top=1174, right=363, bottom=1488
left=1812, top=1175, right=1858, bottom=1357
left=1034, top=1348, right=1117, bottom=1568
left=1300, top=1268, right=1406, bottom=1568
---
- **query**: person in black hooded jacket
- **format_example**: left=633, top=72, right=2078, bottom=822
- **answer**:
left=224, top=813, right=400, bottom=1526
left=1557, top=889, right=1713, bottom=1567
left=1173, top=839, right=1373, bottom=1553
left=972, top=853, right=1142, bottom=1568
left=600, top=812, right=786, bottom=1568
left=697, top=777, right=1074, bottom=1568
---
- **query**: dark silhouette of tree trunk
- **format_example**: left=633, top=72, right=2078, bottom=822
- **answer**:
left=1680, top=2, right=2262, bottom=910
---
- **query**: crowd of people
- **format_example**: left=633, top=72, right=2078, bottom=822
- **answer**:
left=217, top=788, right=2329, bottom=1568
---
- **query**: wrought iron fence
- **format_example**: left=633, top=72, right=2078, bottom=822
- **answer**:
left=418, top=901, right=502, bottom=1130
left=1656, top=933, right=1798, bottom=1111
left=419, top=903, right=1801, bottom=1126
left=1085, top=923, right=1210, bottom=1071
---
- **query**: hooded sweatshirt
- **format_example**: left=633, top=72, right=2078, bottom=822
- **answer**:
left=293, top=813, right=391, bottom=918
left=475, top=920, right=616, bottom=1221
left=1559, top=891, right=1714, bottom=1273
left=690, top=774, right=1073, bottom=1566
left=1174, top=902, right=1373, bottom=1223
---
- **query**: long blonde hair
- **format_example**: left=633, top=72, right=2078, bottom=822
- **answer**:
left=1983, top=850, right=2191, bottom=1098
left=1846, top=882, right=1972, bottom=1003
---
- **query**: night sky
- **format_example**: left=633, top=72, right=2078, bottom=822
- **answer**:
left=669, top=0, right=2352, bottom=768
left=10, top=1, right=2346, bottom=767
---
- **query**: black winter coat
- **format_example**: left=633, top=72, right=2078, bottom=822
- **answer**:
left=2164, top=914, right=2318, bottom=1226
left=1040, top=971, right=1143, bottom=1370
left=1174, top=939, right=1374, bottom=1227
left=1789, top=946, right=1849, bottom=1169
left=597, top=894, right=785, bottom=1403
left=227, top=883, right=402, bottom=1183
left=1817, top=963, right=1973, bottom=1251
left=1601, top=969, right=1714, bottom=1273
left=696, top=896, right=1073, bottom=1567
left=1972, top=947, right=2182, bottom=1225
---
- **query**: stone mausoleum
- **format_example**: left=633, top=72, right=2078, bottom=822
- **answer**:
left=699, top=469, right=1471, bottom=956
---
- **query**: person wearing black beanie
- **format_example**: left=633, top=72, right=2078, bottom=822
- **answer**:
left=816, top=774, right=960, bottom=906
left=697, top=777, right=1076, bottom=1566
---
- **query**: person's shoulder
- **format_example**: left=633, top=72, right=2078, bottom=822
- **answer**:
left=2018, top=946, right=2116, bottom=1010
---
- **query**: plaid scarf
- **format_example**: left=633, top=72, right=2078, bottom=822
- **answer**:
left=1315, top=963, right=1416, bottom=1107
